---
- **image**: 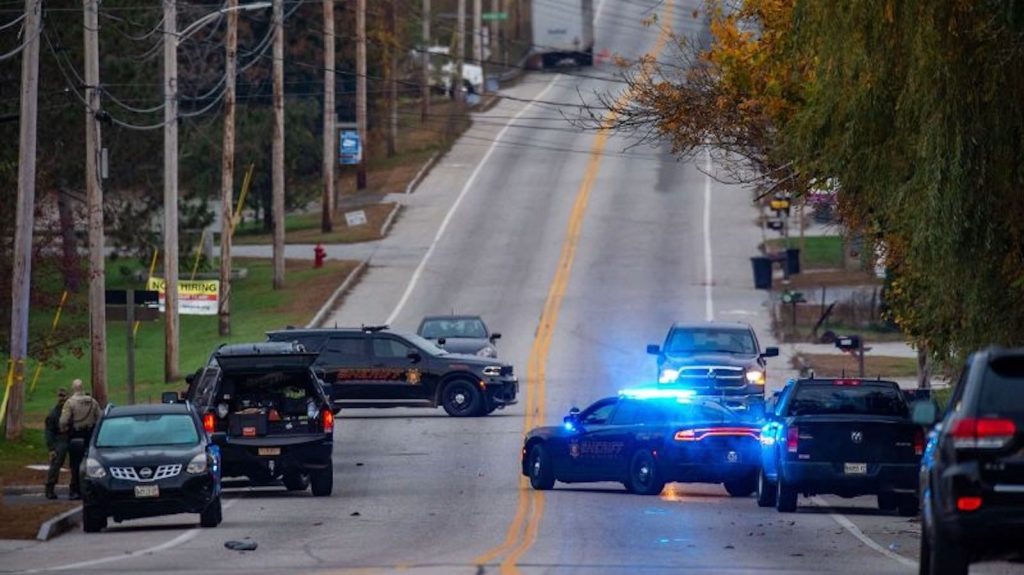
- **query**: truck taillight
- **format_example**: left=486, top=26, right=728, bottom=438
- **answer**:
left=951, top=417, right=1016, bottom=450
left=203, top=412, right=216, bottom=434
left=787, top=426, right=799, bottom=453
left=322, top=409, right=334, bottom=433
left=914, top=428, right=925, bottom=456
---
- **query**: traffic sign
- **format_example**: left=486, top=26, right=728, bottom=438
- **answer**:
left=338, top=129, right=362, bottom=165
left=482, top=11, right=507, bottom=21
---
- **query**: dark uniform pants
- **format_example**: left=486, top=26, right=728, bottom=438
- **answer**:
left=68, top=428, right=93, bottom=496
left=46, top=439, right=68, bottom=486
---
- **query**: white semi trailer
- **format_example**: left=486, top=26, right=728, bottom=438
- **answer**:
left=531, top=0, right=595, bottom=67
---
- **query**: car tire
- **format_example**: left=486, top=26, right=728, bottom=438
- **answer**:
left=724, top=472, right=757, bottom=497
left=923, top=514, right=969, bottom=575
left=896, top=493, right=919, bottom=517
left=310, top=464, right=334, bottom=497
left=877, top=491, right=898, bottom=511
left=775, top=476, right=798, bottom=513
left=527, top=444, right=555, bottom=490
left=82, top=505, right=107, bottom=533
left=440, top=379, right=484, bottom=417
left=199, top=496, right=222, bottom=528
left=756, top=468, right=777, bottom=508
left=627, top=450, right=666, bottom=496
left=283, top=472, right=310, bottom=492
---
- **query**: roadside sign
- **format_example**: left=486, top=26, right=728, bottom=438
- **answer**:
left=339, top=129, right=362, bottom=165
left=145, top=278, right=219, bottom=315
left=482, top=11, right=507, bottom=21
left=344, top=209, right=368, bottom=227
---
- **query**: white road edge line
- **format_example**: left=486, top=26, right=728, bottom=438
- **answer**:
left=703, top=148, right=714, bottom=322
left=810, top=496, right=918, bottom=569
left=385, top=74, right=565, bottom=325
left=28, top=496, right=244, bottom=573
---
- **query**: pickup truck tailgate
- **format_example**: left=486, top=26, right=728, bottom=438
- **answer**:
left=790, top=415, right=920, bottom=463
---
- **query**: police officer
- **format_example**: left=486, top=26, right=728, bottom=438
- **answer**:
left=59, top=379, right=101, bottom=500
left=44, top=388, right=69, bottom=500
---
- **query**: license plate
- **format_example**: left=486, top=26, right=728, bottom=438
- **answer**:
left=258, top=447, right=281, bottom=456
left=844, top=462, right=868, bottom=475
left=134, top=484, right=159, bottom=498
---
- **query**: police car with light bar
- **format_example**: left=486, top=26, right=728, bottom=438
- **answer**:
left=521, top=388, right=763, bottom=496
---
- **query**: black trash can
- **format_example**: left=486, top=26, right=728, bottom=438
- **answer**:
left=751, top=256, right=772, bottom=290
left=785, top=248, right=801, bottom=275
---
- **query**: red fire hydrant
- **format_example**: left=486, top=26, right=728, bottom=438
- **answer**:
left=313, top=243, right=326, bottom=268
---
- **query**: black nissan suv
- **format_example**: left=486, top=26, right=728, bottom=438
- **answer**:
left=913, top=347, right=1024, bottom=574
left=182, top=342, right=335, bottom=496
left=77, top=402, right=223, bottom=532
left=647, top=322, right=779, bottom=409
left=265, top=326, right=518, bottom=417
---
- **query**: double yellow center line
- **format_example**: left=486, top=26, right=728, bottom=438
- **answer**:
left=472, top=3, right=677, bottom=573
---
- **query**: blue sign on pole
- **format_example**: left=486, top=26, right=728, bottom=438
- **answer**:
left=338, top=129, right=362, bottom=165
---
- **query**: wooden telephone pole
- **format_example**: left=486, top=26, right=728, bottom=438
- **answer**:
left=163, top=0, right=180, bottom=382
left=321, top=0, right=335, bottom=232
left=386, top=0, right=398, bottom=157
left=272, top=0, right=285, bottom=289
left=355, top=0, right=367, bottom=189
left=6, top=0, right=42, bottom=439
left=421, top=0, right=430, bottom=123
left=219, top=0, right=239, bottom=336
left=473, top=0, right=482, bottom=94
left=85, top=0, right=107, bottom=405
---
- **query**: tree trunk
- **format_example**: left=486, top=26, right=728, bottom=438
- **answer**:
left=57, top=189, right=80, bottom=292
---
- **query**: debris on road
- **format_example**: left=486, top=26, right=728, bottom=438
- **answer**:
left=224, top=539, right=258, bottom=552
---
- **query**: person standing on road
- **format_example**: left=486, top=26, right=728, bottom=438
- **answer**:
left=59, top=379, right=101, bottom=500
left=44, top=388, right=69, bottom=500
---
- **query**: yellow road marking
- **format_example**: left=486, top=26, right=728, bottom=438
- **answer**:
left=474, top=3, right=677, bottom=572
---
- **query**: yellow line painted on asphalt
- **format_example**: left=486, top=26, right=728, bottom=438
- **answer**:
left=473, top=3, right=678, bottom=573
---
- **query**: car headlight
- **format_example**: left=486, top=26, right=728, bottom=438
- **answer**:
left=658, top=368, right=680, bottom=384
left=85, top=457, right=106, bottom=479
left=482, top=365, right=503, bottom=377
left=476, top=345, right=497, bottom=358
left=745, top=370, right=766, bottom=385
left=186, top=452, right=208, bottom=474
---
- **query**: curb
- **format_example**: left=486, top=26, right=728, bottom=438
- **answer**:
left=36, top=506, right=81, bottom=541
left=404, top=151, right=440, bottom=195
left=306, top=260, right=368, bottom=328
left=379, top=204, right=402, bottom=238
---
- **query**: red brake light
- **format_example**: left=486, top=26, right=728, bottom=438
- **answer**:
left=203, top=413, right=216, bottom=434
left=951, top=418, right=1016, bottom=449
left=914, top=428, right=925, bottom=456
left=674, top=428, right=759, bottom=442
left=787, top=426, right=799, bottom=453
left=674, top=430, right=697, bottom=441
left=322, top=409, right=334, bottom=433
left=956, top=496, right=982, bottom=512
left=833, top=379, right=860, bottom=386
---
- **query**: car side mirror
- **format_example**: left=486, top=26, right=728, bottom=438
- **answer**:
left=407, top=351, right=422, bottom=363
left=69, top=438, right=86, bottom=457
left=437, top=338, right=446, bottom=346
left=911, top=400, right=940, bottom=427
left=646, top=344, right=661, bottom=355
left=209, top=432, right=228, bottom=447
left=490, top=333, right=502, bottom=342
left=563, top=408, right=581, bottom=431
left=762, top=347, right=780, bottom=358
left=161, top=391, right=181, bottom=404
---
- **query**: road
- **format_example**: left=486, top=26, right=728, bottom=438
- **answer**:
left=1, top=1, right=1018, bottom=574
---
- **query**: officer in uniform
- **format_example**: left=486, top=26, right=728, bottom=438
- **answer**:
left=60, top=379, right=101, bottom=500
left=44, top=388, right=69, bottom=500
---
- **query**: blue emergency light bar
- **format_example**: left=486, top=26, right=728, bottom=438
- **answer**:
left=618, top=387, right=696, bottom=401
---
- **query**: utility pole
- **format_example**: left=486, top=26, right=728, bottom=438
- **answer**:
left=219, top=0, right=238, bottom=336
left=421, top=0, right=430, bottom=123
left=272, top=0, right=285, bottom=289
left=473, top=0, right=482, bottom=94
left=355, top=0, right=367, bottom=189
left=321, top=0, right=335, bottom=232
left=455, top=0, right=464, bottom=104
left=85, top=0, right=107, bottom=406
left=163, top=0, right=180, bottom=382
left=6, top=0, right=41, bottom=440
left=386, top=0, right=397, bottom=157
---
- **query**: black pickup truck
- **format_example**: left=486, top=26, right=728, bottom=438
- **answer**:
left=757, top=378, right=923, bottom=514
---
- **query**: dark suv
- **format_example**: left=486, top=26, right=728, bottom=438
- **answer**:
left=647, top=322, right=778, bottom=408
left=914, top=347, right=1024, bottom=574
left=183, top=342, right=335, bottom=496
left=77, top=403, right=223, bottom=532
left=266, top=326, right=518, bottom=417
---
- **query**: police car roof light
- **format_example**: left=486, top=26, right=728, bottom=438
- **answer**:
left=619, top=387, right=697, bottom=401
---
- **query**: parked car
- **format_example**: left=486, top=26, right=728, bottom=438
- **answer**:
left=914, top=347, right=1024, bottom=574
left=77, top=402, right=223, bottom=532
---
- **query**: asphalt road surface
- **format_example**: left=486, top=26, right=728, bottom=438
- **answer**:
left=2, top=1, right=1020, bottom=574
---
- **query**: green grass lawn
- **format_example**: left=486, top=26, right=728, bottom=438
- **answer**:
left=2, top=257, right=357, bottom=427
left=765, top=235, right=844, bottom=269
